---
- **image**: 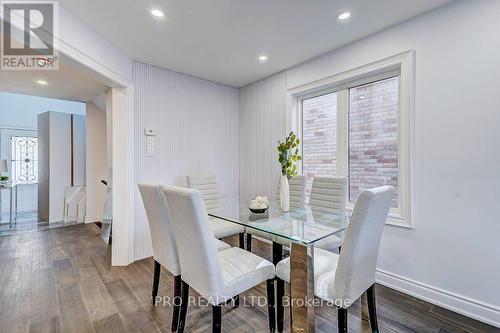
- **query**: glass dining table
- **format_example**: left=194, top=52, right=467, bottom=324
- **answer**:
left=209, top=197, right=350, bottom=333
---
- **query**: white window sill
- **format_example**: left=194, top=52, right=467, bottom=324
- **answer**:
left=346, top=204, right=413, bottom=229
left=386, top=216, right=414, bottom=229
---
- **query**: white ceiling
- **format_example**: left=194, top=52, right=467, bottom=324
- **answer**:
left=0, top=53, right=108, bottom=102
left=60, top=0, right=453, bottom=87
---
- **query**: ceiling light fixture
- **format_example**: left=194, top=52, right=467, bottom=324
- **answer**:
left=258, top=54, right=268, bottom=63
left=337, top=11, right=351, bottom=21
left=150, top=9, right=165, bottom=18
left=37, top=80, right=48, bottom=85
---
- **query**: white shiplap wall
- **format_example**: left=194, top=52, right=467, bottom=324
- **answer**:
left=133, top=61, right=240, bottom=260
left=239, top=71, right=287, bottom=199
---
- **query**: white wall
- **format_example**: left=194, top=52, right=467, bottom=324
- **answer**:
left=0, top=92, right=85, bottom=129
left=58, top=5, right=133, bottom=85
left=133, top=61, right=240, bottom=260
left=240, top=0, right=500, bottom=327
left=109, top=86, right=135, bottom=266
left=239, top=71, right=287, bottom=198
left=85, top=102, right=107, bottom=223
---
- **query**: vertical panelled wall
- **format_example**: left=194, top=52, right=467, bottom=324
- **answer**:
left=133, top=61, right=240, bottom=260
left=239, top=71, right=287, bottom=199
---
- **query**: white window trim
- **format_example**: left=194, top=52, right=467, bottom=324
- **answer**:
left=287, top=50, right=415, bottom=228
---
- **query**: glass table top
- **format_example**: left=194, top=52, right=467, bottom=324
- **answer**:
left=209, top=197, right=350, bottom=246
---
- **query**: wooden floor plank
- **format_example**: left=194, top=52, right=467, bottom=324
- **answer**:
left=92, top=313, right=127, bottom=333
left=70, top=255, right=119, bottom=323
left=104, top=278, right=161, bottom=332
left=53, top=259, right=95, bottom=333
left=28, top=316, right=61, bottom=333
left=28, top=267, right=59, bottom=329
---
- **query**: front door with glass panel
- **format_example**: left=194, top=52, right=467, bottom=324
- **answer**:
left=11, top=136, right=38, bottom=185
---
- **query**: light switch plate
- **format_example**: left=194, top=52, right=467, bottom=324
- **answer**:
left=144, top=128, right=155, bottom=136
left=146, top=136, right=155, bottom=156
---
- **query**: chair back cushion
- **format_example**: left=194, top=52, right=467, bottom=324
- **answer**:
left=163, top=186, right=223, bottom=296
left=333, top=186, right=395, bottom=306
left=309, top=176, right=347, bottom=214
left=186, top=174, right=221, bottom=214
left=277, top=175, right=307, bottom=209
left=289, top=175, right=307, bottom=209
left=138, top=184, right=180, bottom=276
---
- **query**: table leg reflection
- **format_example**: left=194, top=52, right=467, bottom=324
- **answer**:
left=290, top=242, right=315, bottom=333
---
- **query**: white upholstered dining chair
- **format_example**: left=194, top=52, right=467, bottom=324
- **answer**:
left=138, top=184, right=231, bottom=332
left=163, top=185, right=277, bottom=333
left=275, top=186, right=394, bottom=333
left=309, top=176, right=348, bottom=252
left=187, top=174, right=246, bottom=248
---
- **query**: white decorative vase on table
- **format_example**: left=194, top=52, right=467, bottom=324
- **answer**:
left=280, top=175, right=290, bottom=212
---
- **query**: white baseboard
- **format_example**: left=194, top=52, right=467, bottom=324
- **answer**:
left=84, top=216, right=100, bottom=224
left=376, top=269, right=500, bottom=328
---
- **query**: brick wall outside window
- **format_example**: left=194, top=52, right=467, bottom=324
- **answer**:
left=302, top=92, right=337, bottom=201
left=349, top=77, right=399, bottom=207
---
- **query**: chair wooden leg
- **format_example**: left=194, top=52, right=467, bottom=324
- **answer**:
left=273, top=242, right=284, bottom=331
left=338, top=307, right=348, bottom=333
left=288, top=283, right=293, bottom=325
left=151, top=260, right=161, bottom=305
left=276, top=278, right=285, bottom=332
left=177, top=281, right=190, bottom=333
left=367, top=284, right=379, bottom=333
left=246, top=233, right=252, bottom=252
left=272, top=242, right=283, bottom=266
left=171, top=275, right=182, bottom=332
left=267, top=279, right=276, bottom=332
left=212, top=305, right=222, bottom=333
left=233, top=295, right=240, bottom=308
left=239, top=233, right=245, bottom=249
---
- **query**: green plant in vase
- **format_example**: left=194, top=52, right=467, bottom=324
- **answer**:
left=277, top=131, right=301, bottom=211
left=277, top=131, right=301, bottom=179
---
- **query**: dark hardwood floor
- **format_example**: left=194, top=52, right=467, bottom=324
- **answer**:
left=0, top=224, right=498, bottom=333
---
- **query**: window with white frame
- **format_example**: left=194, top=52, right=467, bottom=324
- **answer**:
left=295, top=51, right=413, bottom=226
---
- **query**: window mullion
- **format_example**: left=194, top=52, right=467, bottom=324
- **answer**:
left=297, top=98, right=304, bottom=174
left=336, top=89, right=349, bottom=178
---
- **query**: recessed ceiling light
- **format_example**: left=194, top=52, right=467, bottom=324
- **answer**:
left=359, top=95, right=366, bottom=99
left=258, top=54, right=268, bottom=63
left=337, top=11, right=351, bottom=21
left=150, top=9, right=165, bottom=18
left=36, top=80, right=48, bottom=85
